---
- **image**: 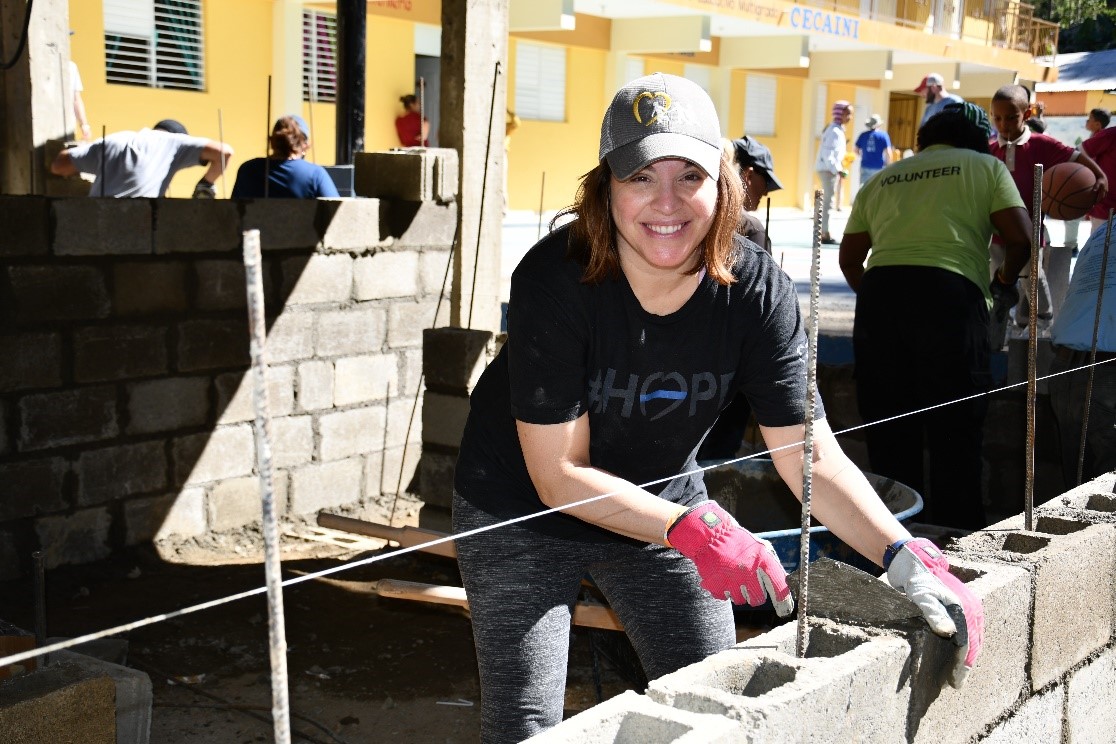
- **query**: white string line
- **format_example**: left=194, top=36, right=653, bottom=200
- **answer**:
left=2, top=355, right=1112, bottom=670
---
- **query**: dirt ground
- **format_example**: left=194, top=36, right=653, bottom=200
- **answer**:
left=0, top=531, right=639, bottom=744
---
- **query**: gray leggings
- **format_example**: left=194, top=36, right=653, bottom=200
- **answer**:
left=452, top=491, right=735, bottom=744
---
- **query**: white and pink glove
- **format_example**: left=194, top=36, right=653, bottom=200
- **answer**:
left=886, top=538, right=984, bottom=688
left=667, top=502, right=794, bottom=616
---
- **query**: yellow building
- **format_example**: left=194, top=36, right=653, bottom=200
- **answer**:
left=65, top=0, right=1056, bottom=207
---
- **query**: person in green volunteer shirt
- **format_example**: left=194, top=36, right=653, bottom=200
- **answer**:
left=838, top=103, right=1032, bottom=530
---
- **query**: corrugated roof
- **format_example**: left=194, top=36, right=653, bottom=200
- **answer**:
left=1035, top=49, right=1116, bottom=92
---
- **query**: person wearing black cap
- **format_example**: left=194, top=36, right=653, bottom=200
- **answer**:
left=231, top=115, right=339, bottom=199
left=51, top=118, right=233, bottom=198
left=451, top=72, right=983, bottom=743
left=730, top=135, right=782, bottom=253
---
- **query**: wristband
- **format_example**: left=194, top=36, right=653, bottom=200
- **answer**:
left=882, top=538, right=911, bottom=570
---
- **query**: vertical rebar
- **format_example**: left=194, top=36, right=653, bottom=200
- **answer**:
left=33, top=551, right=47, bottom=667
left=264, top=77, right=272, bottom=199
left=796, top=189, right=824, bottom=659
left=217, top=109, right=227, bottom=199
left=1024, top=164, right=1043, bottom=531
left=418, top=76, right=426, bottom=146
left=1076, top=209, right=1114, bottom=485
left=241, top=229, right=292, bottom=744
left=466, top=60, right=502, bottom=330
left=537, top=171, right=547, bottom=242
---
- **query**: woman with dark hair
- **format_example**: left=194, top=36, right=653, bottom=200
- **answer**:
left=231, top=115, right=338, bottom=199
left=453, top=73, right=984, bottom=743
left=839, top=103, right=1032, bottom=531
left=394, top=93, right=429, bottom=146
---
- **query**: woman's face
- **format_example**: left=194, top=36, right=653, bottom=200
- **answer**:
left=610, top=158, right=718, bottom=276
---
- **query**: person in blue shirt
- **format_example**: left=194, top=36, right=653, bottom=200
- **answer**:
left=854, top=113, right=894, bottom=186
left=231, top=115, right=339, bottom=199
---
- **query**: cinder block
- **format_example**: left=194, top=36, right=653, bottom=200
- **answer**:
left=980, top=686, right=1063, bottom=743
left=194, top=260, right=249, bottom=311
left=19, top=386, right=119, bottom=451
left=241, top=200, right=321, bottom=250
left=297, top=360, right=334, bottom=411
left=51, top=649, right=152, bottom=744
left=154, top=488, right=207, bottom=539
left=207, top=475, right=289, bottom=532
left=126, top=376, right=210, bottom=434
left=387, top=394, right=423, bottom=448
left=372, top=444, right=422, bottom=498
left=1033, top=472, right=1116, bottom=526
left=123, top=493, right=193, bottom=545
left=7, top=265, right=110, bottom=323
left=419, top=248, right=453, bottom=296
left=525, top=689, right=740, bottom=743
left=289, top=458, right=362, bottom=515
left=647, top=619, right=911, bottom=743
left=957, top=522, right=1116, bottom=690
left=334, top=354, right=398, bottom=406
left=34, top=507, right=112, bottom=568
left=215, top=366, right=295, bottom=424
left=112, top=262, right=188, bottom=315
left=354, top=148, right=458, bottom=203
left=422, top=327, right=494, bottom=393
left=270, top=415, right=313, bottom=469
left=0, top=457, right=69, bottom=520
left=318, top=197, right=389, bottom=250
left=0, top=526, right=23, bottom=580
left=418, top=449, right=457, bottom=507
left=400, top=348, right=424, bottom=397
left=1067, top=647, right=1116, bottom=743
left=389, top=300, right=441, bottom=348
left=388, top=200, right=458, bottom=247
left=353, top=251, right=419, bottom=300
left=320, top=407, right=386, bottom=462
left=281, top=253, right=354, bottom=306
left=265, top=311, right=316, bottom=363
left=173, top=425, right=255, bottom=486
left=0, top=332, right=63, bottom=392
left=78, top=440, right=167, bottom=506
left=152, top=199, right=240, bottom=254
left=176, top=318, right=250, bottom=372
left=0, top=659, right=117, bottom=743
left=316, top=308, right=387, bottom=357
left=52, top=197, right=152, bottom=255
left=422, top=391, right=470, bottom=449
left=74, top=324, right=168, bottom=383
left=0, top=195, right=50, bottom=256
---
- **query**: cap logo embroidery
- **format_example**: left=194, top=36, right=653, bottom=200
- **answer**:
left=633, top=91, right=672, bottom=126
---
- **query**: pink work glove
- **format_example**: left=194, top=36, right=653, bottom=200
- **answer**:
left=667, top=502, right=794, bottom=616
left=886, top=538, right=984, bottom=688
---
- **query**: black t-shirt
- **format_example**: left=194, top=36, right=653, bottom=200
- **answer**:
left=453, top=223, right=823, bottom=542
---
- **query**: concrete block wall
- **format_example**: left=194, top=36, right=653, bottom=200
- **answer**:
left=0, top=186, right=455, bottom=577
left=530, top=472, right=1116, bottom=743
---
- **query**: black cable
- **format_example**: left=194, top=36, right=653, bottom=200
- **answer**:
left=0, top=0, right=33, bottom=71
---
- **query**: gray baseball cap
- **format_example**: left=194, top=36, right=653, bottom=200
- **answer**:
left=599, top=73, right=722, bottom=181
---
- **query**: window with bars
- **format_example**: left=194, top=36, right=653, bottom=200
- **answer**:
left=104, top=0, right=204, bottom=91
left=514, top=42, right=566, bottom=122
left=303, top=10, right=338, bottom=103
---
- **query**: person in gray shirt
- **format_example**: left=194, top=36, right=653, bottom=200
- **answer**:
left=917, top=72, right=964, bottom=126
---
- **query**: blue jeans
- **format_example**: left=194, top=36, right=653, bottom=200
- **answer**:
left=860, top=167, right=882, bottom=186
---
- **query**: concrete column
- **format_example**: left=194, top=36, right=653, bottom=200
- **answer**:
left=1, top=0, right=71, bottom=195
left=272, top=0, right=305, bottom=120
left=440, top=0, right=509, bottom=332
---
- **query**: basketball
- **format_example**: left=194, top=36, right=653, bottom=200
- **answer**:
left=1041, top=162, right=1097, bottom=221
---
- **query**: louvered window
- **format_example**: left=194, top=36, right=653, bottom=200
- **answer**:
left=104, top=0, right=204, bottom=91
left=303, top=10, right=338, bottom=103
left=514, top=42, right=566, bottom=122
left=745, top=74, right=777, bottom=137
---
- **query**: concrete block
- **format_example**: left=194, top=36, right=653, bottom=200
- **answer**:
left=317, top=197, right=389, bottom=250
left=0, top=458, right=69, bottom=520
left=215, top=366, right=295, bottom=424
left=353, top=251, right=419, bottom=300
left=417, top=449, right=457, bottom=507
left=419, top=248, right=453, bottom=295
left=265, top=311, right=316, bottom=363
left=77, top=440, right=167, bottom=506
left=387, top=394, right=423, bottom=448
left=297, top=360, right=334, bottom=411
left=316, top=308, right=387, bottom=357
left=525, top=689, right=740, bottom=744
left=173, top=425, right=255, bottom=486
left=422, top=391, right=470, bottom=448
left=154, top=488, right=207, bottom=539
left=377, top=443, right=422, bottom=497
left=74, top=325, right=168, bottom=383
left=176, top=319, right=250, bottom=372
left=7, top=265, right=110, bottom=323
left=281, top=253, right=354, bottom=306
left=112, top=262, right=188, bottom=315
left=34, top=507, right=112, bottom=568
left=0, top=332, right=63, bottom=392
left=1067, top=647, right=1116, bottom=743
left=126, top=376, right=210, bottom=434
left=1033, top=472, right=1116, bottom=526
left=354, top=148, right=458, bottom=203
left=207, top=476, right=283, bottom=531
left=122, top=494, right=185, bottom=545
left=388, top=300, right=441, bottom=348
left=647, top=619, right=911, bottom=743
left=980, top=686, right=1063, bottom=743
left=422, top=327, right=494, bottom=393
left=388, top=200, right=459, bottom=247
left=52, top=197, right=151, bottom=255
left=194, top=260, right=250, bottom=311
left=0, top=526, right=23, bottom=580
left=18, top=386, right=119, bottom=451
left=152, top=199, right=240, bottom=254
left=270, top=415, right=314, bottom=469
left=0, top=659, right=117, bottom=744
left=334, top=354, right=398, bottom=406
left=320, top=407, right=386, bottom=462
left=50, top=649, right=152, bottom=744
left=241, top=200, right=321, bottom=250
left=289, top=458, right=362, bottom=515
left=0, top=195, right=50, bottom=256
left=400, top=348, right=424, bottom=397
left=957, top=522, right=1116, bottom=690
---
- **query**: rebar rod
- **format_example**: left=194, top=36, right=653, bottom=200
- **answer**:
left=1024, top=164, right=1042, bottom=531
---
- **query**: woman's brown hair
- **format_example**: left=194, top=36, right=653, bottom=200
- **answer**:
left=269, top=116, right=308, bottom=160
left=556, top=154, right=743, bottom=286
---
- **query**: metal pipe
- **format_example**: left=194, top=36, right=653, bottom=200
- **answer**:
left=335, top=0, right=367, bottom=165
left=33, top=550, right=47, bottom=667
left=418, top=76, right=426, bottom=146
left=265, top=77, right=272, bottom=198
left=1076, top=209, right=1114, bottom=485
left=1024, top=164, right=1043, bottom=531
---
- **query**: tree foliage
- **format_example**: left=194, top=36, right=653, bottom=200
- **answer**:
left=1038, top=0, right=1116, bottom=52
